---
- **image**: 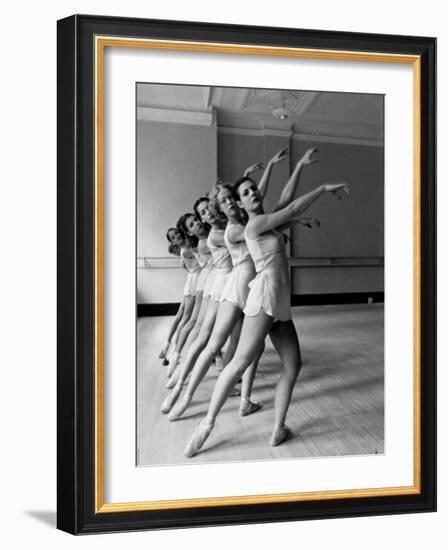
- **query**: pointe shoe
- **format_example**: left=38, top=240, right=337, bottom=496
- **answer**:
left=229, top=386, right=241, bottom=397
left=269, top=424, right=291, bottom=447
left=215, top=355, right=224, bottom=371
left=184, top=419, right=215, bottom=458
left=159, top=341, right=169, bottom=359
left=166, top=370, right=179, bottom=389
left=167, top=394, right=192, bottom=421
left=239, top=399, right=262, bottom=417
left=167, top=353, right=179, bottom=377
left=160, top=383, right=182, bottom=414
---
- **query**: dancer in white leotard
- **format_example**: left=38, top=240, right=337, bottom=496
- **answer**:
left=160, top=227, right=198, bottom=365
left=167, top=148, right=305, bottom=420
left=165, top=216, right=218, bottom=388
left=161, top=196, right=234, bottom=413
left=167, top=186, right=260, bottom=420
left=163, top=220, right=204, bottom=379
left=158, top=237, right=187, bottom=364
left=184, top=172, right=350, bottom=457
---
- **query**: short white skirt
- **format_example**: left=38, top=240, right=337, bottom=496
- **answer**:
left=209, top=267, right=232, bottom=302
left=196, top=264, right=213, bottom=294
left=183, top=270, right=200, bottom=297
left=243, top=270, right=291, bottom=322
left=220, top=263, right=256, bottom=310
left=202, top=266, right=217, bottom=297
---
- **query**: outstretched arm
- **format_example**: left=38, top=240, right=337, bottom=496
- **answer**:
left=274, top=147, right=318, bottom=212
left=247, top=183, right=350, bottom=238
left=277, top=216, right=321, bottom=233
left=257, top=149, right=289, bottom=199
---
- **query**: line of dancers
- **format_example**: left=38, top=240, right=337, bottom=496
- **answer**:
left=159, top=148, right=350, bottom=458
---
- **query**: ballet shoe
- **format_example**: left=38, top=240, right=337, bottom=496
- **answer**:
left=167, top=353, right=179, bottom=377
left=167, top=394, right=192, bottom=421
left=166, top=370, right=179, bottom=389
left=160, top=383, right=182, bottom=414
left=184, top=418, right=215, bottom=458
left=215, top=355, right=224, bottom=371
left=239, top=399, right=262, bottom=417
left=229, top=386, right=241, bottom=397
left=269, top=424, right=291, bottom=447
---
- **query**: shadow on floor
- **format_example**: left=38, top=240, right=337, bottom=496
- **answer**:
left=25, top=510, right=56, bottom=528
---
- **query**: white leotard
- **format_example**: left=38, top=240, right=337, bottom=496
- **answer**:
left=195, top=237, right=215, bottom=294
left=181, top=247, right=201, bottom=297
left=220, top=223, right=256, bottom=310
left=207, top=229, right=232, bottom=302
left=243, top=229, right=291, bottom=321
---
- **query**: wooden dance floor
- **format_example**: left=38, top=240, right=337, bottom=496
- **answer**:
left=137, top=303, right=384, bottom=466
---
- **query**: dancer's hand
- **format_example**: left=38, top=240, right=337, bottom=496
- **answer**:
left=301, top=147, right=319, bottom=165
left=323, top=183, right=350, bottom=199
left=244, top=162, right=264, bottom=177
left=298, top=216, right=321, bottom=229
left=270, top=148, right=289, bottom=165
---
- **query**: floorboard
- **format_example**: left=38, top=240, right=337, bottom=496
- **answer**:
left=137, top=303, right=384, bottom=466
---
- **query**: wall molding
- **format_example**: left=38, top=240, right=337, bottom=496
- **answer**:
left=137, top=292, right=385, bottom=316
left=138, top=256, right=384, bottom=269
left=137, top=106, right=215, bottom=126
left=217, top=125, right=383, bottom=146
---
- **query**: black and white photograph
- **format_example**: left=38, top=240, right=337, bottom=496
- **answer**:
left=136, top=83, right=385, bottom=466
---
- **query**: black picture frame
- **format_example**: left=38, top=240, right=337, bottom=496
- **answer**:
left=57, top=14, right=436, bottom=534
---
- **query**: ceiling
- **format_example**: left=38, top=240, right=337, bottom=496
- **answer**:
left=137, top=84, right=384, bottom=142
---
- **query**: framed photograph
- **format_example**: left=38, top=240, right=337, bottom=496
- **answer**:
left=57, top=14, right=436, bottom=534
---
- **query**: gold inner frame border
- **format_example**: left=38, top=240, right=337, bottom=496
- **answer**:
left=94, top=36, right=421, bottom=514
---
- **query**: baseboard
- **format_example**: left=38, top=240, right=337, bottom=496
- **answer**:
left=291, top=292, right=384, bottom=306
left=137, top=303, right=180, bottom=317
left=137, top=292, right=384, bottom=317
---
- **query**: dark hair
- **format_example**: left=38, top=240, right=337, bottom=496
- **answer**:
left=193, top=196, right=209, bottom=222
left=234, top=176, right=257, bottom=199
left=168, top=243, right=180, bottom=256
left=166, top=227, right=178, bottom=244
left=176, top=213, right=199, bottom=248
left=215, top=182, right=248, bottom=225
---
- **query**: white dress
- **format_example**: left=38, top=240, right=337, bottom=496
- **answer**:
left=181, top=247, right=201, bottom=297
left=207, top=229, right=232, bottom=302
left=244, top=229, right=291, bottom=322
left=220, top=223, right=256, bottom=310
left=194, top=238, right=214, bottom=294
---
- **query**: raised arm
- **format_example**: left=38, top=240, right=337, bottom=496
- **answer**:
left=257, top=149, right=289, bottom=199
left=243, top=162, right=264, bottom=179
left=247, top=183, right=350, bottom=238
left=274, top=147, right=318, bottom=212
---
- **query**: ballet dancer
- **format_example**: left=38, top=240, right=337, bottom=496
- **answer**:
left=161, top=195, right=234, bottom=412
left=165, top=214, right=216, bottom=382
left=163, top=224, right=202, bottom=374
left=184, top=175, right=350, bottom=457
left=167, top=148, right=317, bottom=421
left=158, top=238, right=186, bottom=364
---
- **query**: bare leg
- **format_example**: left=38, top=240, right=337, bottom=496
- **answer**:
left=159, top=299, right=185, bottom=360
left=268, top=320, right=302, bottom=445
left=161, top=299, right=219, bottom=413
left=168, top=301, right=242, bottom=420
left=168, top=293, right=203, bottom=377
left=222, top=316, right=242, bottom=365
left=239, top=342, right=265, bottom=416
left=184, top=311, right=273, bottom=457
left=181, top=294, right=209, bottom=356
left=172, top=295, right=194, bottom=348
